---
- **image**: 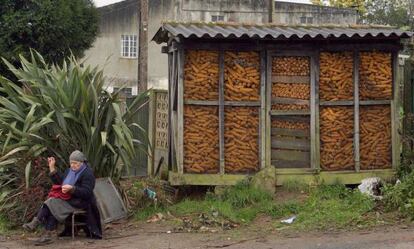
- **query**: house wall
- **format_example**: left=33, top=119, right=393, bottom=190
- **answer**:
left=274, top=1, right=357, bottom=25
left=84, top=0, right=358, bottom=92
left=83, top=0, right=139, bottom=93
left=147, top=0, right=270, bottom=90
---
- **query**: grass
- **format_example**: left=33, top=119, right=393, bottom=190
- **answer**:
left=287, top=185, right=375, bottom=231
left=0, top=215, right=8, bottom=234
left=135, top=181, right=376, bottom=232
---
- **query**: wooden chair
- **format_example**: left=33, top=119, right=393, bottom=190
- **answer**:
left=71, top=209, right=87, bottom=239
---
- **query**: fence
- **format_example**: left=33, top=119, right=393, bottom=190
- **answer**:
left=126, top=89, right=168, bottom=176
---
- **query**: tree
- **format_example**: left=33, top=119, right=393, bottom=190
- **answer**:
left=328, top=0, right=367, bottom=16
left=365, top=0, right=413, bottom=29
left=0, top=0, right=99, bottom=77
left=311, top=0, right=413, bottom=28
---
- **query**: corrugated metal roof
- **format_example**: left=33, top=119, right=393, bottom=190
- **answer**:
left=153, top=22, right=413, bottom=44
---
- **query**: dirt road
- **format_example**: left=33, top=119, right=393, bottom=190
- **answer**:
left=1, top=223, right=414, bottom=249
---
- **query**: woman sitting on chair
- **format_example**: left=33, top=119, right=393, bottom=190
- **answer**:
left=23, top=150, right=102, bottom=245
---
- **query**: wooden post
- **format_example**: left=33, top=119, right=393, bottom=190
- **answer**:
left=260, top=50, right=267, bottom=169
left=391, top=52, right=400, bottom=169
left=147, top=89, right=156, bottom=176
left=266, top=53, right=272, bottom=168
left=311, top=52, right=320, bottom=171
left=219, top=51, right=225, bottom=174
left=167, top=51, right=173, bottom=172
left=138, top=0, right=148, bottom=93
left=177, top=49, right=184, bottom=174
left=353, top=51, right=360, bottom=172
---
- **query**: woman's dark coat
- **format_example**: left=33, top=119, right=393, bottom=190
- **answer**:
left=50, top=166, right=102, bottom=239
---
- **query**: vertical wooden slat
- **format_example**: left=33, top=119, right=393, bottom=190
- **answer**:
left=391, top=52, right=400, bottom=169
left=171, top=50, right=179, bottom=171
left=219, top=51, right=225, bottom=174
left=353, top=50, right=360, bottom=172
left=167, top=52, right=173, bottom=173
left=177, top=49, right=185, bottom=174
left=147, top=90, right=155, bottom=176
left=260, top=50, right=267, bottom=169
left=311, top=52, right=320, bottom=171
left=266, top=53, right=272, bottom=168
left=402, top=60, right=412, bottom=149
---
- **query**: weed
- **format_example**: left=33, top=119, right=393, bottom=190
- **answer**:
left=282, top=179, right=309, bottom=193
left=291, top=184, right=374, bottom=230
left=0, top=215, right=8, bottom=234
left=133, top=181, right=376, bottom=232
left=134, top=206, right=166, bottom=221
left=382, top=170, right=414, bottom=218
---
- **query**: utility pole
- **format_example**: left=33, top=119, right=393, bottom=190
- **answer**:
left=268, top=0, right=274, bottom=23
left=138, top=0, right=148, bottom=93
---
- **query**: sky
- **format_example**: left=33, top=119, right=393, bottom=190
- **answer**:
left=93, top=0, right=311, bottom=8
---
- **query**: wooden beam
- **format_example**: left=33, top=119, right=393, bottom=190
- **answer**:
left=272, top=127, right=310, bottom=137
left=266, top=53, right=272, bottom=168
left=168, top=172, right=248, bottom=186
left=360, top=100, right=391, bottom=105
left=273, top=115, right=309, bottom=122
left=392, top=52, right=400, bottom=170
left=181, top=41, right=401, bottom=54
left=275, top=169, right=395, bottom=186
left=272, top=139, right=310, bottom=151
left=167, top=52, right=173, bottom=173
left=311, top=52, right=321, bottom=171
left=354, top=50, right=360, bottom=172
left=168, top=169, right=396, bottom=186
left=171, top=51, right=179, bottom=171
left=184, top=100, right=219, bottom=106
left=272, top=149, right=310, bottom=162
left=320, top=100, right=354, bottom=106
left=272, top=97, right=309, bottom=105
left=260, top=50, right=267, bottom=169
left=272, top=75, right=310, bottom=84
left=270, top=110, right=310, bottom=116
left=219, top=51, right=225, bottom=175
left=273, top=160, right=310, bottom=168
left=177, top=49, right=184, bottom=174
left=224, top=101, right=261, bottom=106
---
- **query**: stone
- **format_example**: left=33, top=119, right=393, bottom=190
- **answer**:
left=251, top=166, right=276, bottom=195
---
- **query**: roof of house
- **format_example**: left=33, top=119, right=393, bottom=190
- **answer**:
left=152, top=22, right=413, bottom=44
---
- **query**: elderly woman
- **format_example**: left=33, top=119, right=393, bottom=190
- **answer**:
left=23, top=150, right=102, bottom=245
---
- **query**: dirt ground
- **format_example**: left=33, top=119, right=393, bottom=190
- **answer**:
left=2, top=219, right=414, bottom=249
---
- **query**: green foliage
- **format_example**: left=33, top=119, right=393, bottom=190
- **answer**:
left=383, top=171, right=414, bottom=218
left=364, top=0, right=413, bottom=28
left=0, top=0, right=99, bottom=78
left=310, top=0, right=412, bottom=28
left=0, top=215, right=8, bottom=234
left=293, top=185, right=375, bottom=230
left=210, top=180, right=273, bottom=208
left=0, top=52, right=149, bottom=224
left=328, top=0, right=366, bottom=15
left=135, top=181, right=374, bottom=231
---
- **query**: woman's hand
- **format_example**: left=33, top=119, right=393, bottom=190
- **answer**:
left=61, top=185, right=73, bottom=194
left=47, top=157, right=56, bottom=172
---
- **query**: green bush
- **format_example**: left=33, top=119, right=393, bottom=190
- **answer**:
left=383, top=170, right=414, bottom=218
left=0, top=52, right=149, bottom=225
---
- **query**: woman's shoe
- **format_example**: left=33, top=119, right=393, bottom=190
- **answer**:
left=22, top=217, right=40, bottom=231
left=34, top=231, right=53, bottom=246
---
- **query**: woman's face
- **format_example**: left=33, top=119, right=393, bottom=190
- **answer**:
left=70, top=161, right=82, bottom=171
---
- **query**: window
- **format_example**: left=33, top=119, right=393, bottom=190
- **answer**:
left=121, top=35, right=137, bottom=58
left=211, top=15, right=224, bottom=22
left=113, top=87, right=133, bottom=97
left=300, top=16, right=313, bottom=24
left=300, top=16, right=307, bottom=24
